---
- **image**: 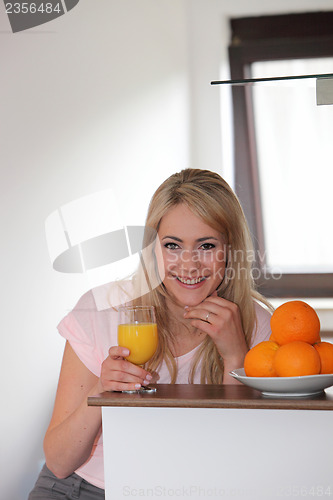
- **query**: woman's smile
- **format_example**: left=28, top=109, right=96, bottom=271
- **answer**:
left=175, top=276, right=206, bottom=286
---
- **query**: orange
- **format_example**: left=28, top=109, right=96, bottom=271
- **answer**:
left=244, top=341, right=280, bottom=377
left=270, top=300, right=321, bottom=345
left=314, top=341, right=333, bottom=374
left=273, top=341, right=321, bottom=377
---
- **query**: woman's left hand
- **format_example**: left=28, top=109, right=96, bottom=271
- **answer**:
left=183, top=292, right=248, bottom=373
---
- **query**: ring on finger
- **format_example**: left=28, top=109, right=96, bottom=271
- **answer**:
left=205, top=312, right=211, bottom=322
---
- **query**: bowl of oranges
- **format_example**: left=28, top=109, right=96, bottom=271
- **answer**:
left=230, top=300, right=333, bottom=397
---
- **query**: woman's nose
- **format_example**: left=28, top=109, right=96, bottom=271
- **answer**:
left=180, top=250, right=201, bottom=272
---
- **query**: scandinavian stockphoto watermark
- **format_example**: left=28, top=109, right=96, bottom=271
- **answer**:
left=163, top=245, right=282, bottom=284
left=49, top=219, right=281, bottom=284
left=46, top=190, right=282, bottom=302
left=122, top=484, right=333, bottom=498
left=122, top=485, right=243, bottom=497
left=3, top=0, right=80, bottom=32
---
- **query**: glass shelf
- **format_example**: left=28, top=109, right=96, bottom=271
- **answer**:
left=211, top=72, right=333, bottom=86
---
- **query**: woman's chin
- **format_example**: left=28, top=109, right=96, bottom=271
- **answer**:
left=163, top=278, right=218, bottom=309
left=168, top=291, right=209, bottom=309
left=182, top=297, right=205, bottom=307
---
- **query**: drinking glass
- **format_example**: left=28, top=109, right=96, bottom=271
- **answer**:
left=118, top=305, right=158, bottom=393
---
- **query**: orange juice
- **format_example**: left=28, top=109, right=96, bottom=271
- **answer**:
left=118, top=322, right=158, bottom=365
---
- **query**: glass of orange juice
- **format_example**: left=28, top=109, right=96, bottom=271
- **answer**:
left=118, top=305, right=158, bottom=393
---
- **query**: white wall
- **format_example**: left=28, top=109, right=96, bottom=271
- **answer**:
left=1, top=2, right=190, bottom=498
left=1, top=1, right=333, bottom=498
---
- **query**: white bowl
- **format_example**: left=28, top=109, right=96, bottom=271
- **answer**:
left=229, top=368, right=333, bottom=397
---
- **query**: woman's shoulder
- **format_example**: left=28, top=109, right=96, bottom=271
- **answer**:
left=250, top=300, right=273, bottom=347
left=73, top=279, right=135, bottom=313
left=253, top=300, right=272, bottom=322
left=58, top=280, right=135, bottom=349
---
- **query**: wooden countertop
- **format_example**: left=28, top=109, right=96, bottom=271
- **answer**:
left=88, top=384, right=333, bottom=410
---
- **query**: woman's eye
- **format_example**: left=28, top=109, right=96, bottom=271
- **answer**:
left=164, top=242, right=180, bottom=250
left=200, top=243, right=215, bottom=250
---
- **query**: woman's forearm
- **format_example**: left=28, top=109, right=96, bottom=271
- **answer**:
left=43, top=383, right=102, bottom=479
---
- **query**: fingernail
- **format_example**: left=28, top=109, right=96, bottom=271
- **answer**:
left=135, top=384, right=141, bottom=389
left=184, top=305, right=189, bottom=310
left=145, top=374, right=152, bottom=381
left=123, top=349, right=130, bottom=356
left=143, top=379, right=150, bottom=386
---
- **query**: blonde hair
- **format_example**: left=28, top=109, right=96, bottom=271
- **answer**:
left=133, top=168, right=271, bottom=383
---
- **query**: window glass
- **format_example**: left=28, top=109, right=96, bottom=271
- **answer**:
left=251, top=58, right=333, bottom=273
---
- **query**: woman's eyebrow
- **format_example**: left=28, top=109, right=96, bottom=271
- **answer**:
left=196, top=236, right=219, bottom=242
left=161, top=236, right=219, bottom=242
left=162, top=236, right=183, bottom=242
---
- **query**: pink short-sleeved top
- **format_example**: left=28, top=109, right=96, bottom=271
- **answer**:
left=57, top=280, right=272, bottom=489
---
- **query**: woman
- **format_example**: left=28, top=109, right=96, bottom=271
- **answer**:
left=28, top=168, right=272, bottom=499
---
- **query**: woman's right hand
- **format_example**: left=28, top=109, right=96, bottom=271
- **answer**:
left=99, top=346, right=153, bottom=392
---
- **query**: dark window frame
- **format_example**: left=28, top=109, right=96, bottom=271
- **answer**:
left=228, top=11, right=333, bottom=298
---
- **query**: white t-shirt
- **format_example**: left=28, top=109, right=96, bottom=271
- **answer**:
left=58, top=280, right=272, bottom=489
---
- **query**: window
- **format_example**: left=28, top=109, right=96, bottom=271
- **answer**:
left=227, top=12, right=333, bottom=298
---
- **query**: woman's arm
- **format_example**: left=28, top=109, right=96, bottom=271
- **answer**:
left=44, top=341, right=152, bottom=478
left=43, top=342, right=102, bottom=478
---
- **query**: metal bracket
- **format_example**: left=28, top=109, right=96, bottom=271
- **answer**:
left=316, top=77, right=333, bottom=105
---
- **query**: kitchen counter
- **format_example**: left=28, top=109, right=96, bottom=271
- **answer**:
left=89, top=384, right=333, bottom=499
left=88, top=383, right=333, bottom=410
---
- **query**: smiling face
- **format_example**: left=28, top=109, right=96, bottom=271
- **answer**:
left=156, top=203, right=227, bottom=308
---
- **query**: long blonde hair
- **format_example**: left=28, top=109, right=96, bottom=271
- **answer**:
left=133, top=168, right=271, bottom=383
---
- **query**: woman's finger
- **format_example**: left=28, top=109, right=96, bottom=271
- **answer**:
left=184, top=307, right=216, bottom=324
left=108, top=345, right=130, bottom=359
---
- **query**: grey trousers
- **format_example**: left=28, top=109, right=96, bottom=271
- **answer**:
left=28, top=464, right=105, bottom=499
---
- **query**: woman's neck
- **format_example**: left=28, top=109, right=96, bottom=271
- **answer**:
left=165, top=297, right=206, bottom=357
